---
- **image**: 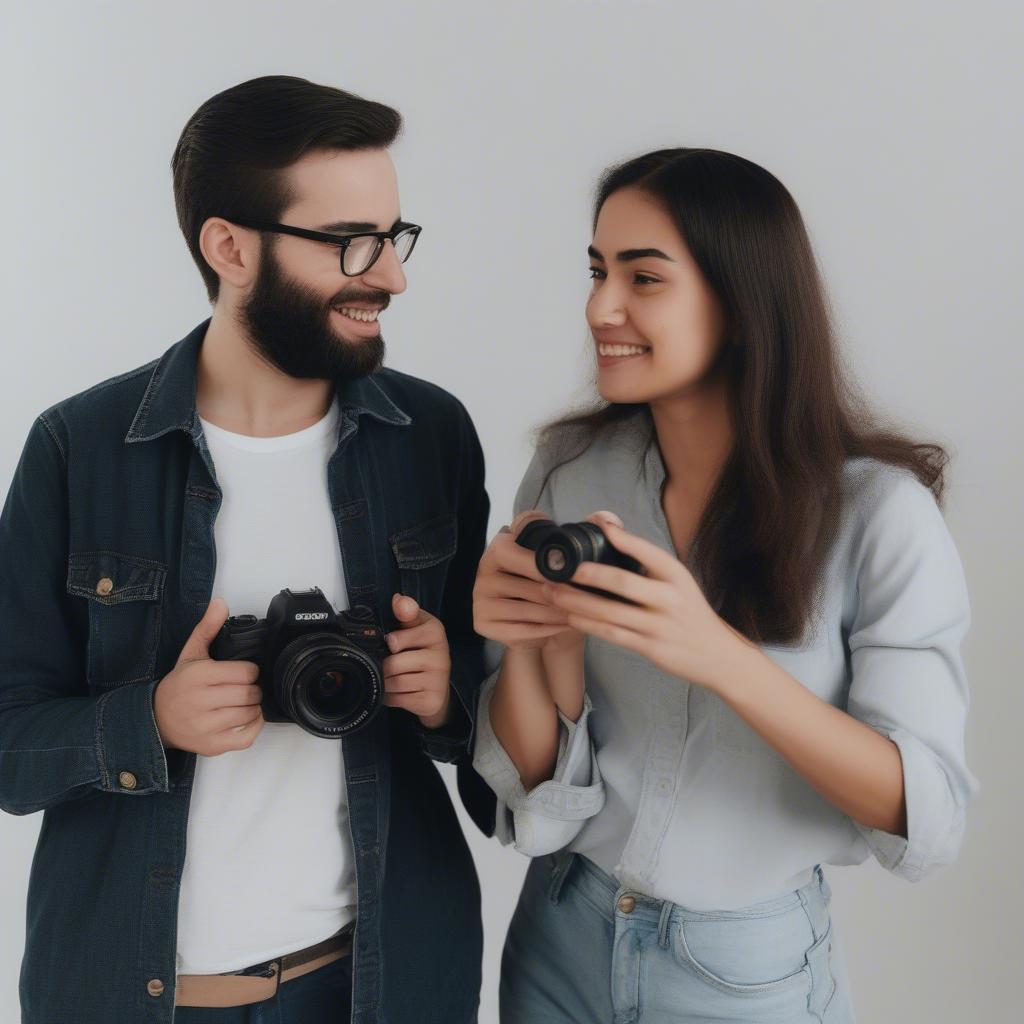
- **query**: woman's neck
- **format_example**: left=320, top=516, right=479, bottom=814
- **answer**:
left=648, top=376, right=735, bottom=507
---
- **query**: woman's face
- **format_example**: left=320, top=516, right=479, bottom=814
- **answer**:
left=586, top=187, right=727, bottom=405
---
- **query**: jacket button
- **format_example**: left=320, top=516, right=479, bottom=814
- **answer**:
left=95, top=577, right=114, bottom=596
left=146, top=979, right=164, bottom=997
left=617, top=894, right=636, bottom=914
left=118, top=771, right=138, bottom=790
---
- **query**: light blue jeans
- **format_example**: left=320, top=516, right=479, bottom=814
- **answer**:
left=500, top=852, right=856, bottom=1023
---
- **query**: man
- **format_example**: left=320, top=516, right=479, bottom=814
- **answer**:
left=0, top=76, right=496, bottom=1024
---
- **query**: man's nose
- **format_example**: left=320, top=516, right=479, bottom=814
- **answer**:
left=361, top=238, right=407, bottom=295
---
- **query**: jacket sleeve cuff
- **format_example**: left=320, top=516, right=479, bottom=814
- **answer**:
left=94, top=679, right=170, bottom=795
left=416, top=678, right=474, bottom=763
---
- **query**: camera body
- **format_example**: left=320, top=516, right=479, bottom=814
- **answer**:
left=516, top=518, right=644, bottom=603
left=209, top=587, right=389, bottom=739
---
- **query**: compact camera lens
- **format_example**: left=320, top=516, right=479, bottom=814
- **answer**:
left=544, top=548, right=567, bottom=573
left=535, top=533, right=583, bottom=582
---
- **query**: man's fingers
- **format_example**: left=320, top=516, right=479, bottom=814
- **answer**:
left=200, top=682, right=263, bottom=710
left=383, top=672, right=428, bottom=695
left=392, top=592, right=428, bottom=626
left=384, top=649, right=447, bottom=677
left=386, top=621, right=445, bottom=653
left=177, top=597, right=230, bottom=665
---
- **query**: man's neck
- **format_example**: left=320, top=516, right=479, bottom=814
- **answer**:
left=196, top=305, right=334, bottom=438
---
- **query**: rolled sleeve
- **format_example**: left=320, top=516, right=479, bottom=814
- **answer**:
left=845, top=468, right=978, bottom=881
left=472, top=660, right=605, bottom=856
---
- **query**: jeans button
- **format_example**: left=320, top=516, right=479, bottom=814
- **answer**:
left=147, top=979, right=164, bottom=997
left=617, top=895, right=636, bottom=914
left=118, top=771, right=138, bottom=790
left=95, top=576, right=114, bottom=596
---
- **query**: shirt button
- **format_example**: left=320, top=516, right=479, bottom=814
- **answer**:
left=146, top=979, right=164, bottom=997
left=617, top=894, right=636, bottom=914
left=118, top=771, right=138, bottom=790
left=95, top=577, right=114, bottom=597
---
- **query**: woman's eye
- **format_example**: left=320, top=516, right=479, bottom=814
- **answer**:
left=635, top=274, right=659, bottom=285
left=588, top=267, right=605, bottom=280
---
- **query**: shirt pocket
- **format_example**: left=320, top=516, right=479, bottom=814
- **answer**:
left=66, top=550, right=166, bottom=689
left=389, top=512, right=458, bottom=611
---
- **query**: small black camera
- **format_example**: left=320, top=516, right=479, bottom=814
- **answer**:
left=209, top=587, right=389, bottom=739
left=516, top=518, right=644, bottom=604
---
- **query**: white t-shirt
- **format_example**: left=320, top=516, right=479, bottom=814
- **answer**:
left=175, top=398, right=357, bottom=975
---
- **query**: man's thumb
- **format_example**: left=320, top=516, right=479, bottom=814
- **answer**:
left=177, top=597, right=230, bottom=665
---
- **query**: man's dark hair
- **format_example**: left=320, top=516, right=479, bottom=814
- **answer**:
left=171, top=75, right=402, bottom=302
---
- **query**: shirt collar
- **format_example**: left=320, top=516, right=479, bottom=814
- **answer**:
left=124, top=318, right=411, bottom=445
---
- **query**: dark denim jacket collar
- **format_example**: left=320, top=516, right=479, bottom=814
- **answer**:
left=124, top=318, right=411, bottom=446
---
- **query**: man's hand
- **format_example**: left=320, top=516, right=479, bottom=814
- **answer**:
left=383, top=592, right=453, bottom=730
left=153, top=597, right=265, bottom=756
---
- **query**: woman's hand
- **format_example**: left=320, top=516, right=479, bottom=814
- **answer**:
left=473, top=509, right=625, bottom=653
left=473, top=510, right=578, bottom=650
left=541, top=519, right=752, bottom=691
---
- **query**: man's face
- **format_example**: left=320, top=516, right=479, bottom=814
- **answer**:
left=236, top=147, right=408, bottom=381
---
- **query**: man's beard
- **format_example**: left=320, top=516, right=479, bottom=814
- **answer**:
left=236, top=244, right=388, bottom=381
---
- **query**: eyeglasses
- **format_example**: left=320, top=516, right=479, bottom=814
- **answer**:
left=227, top=217, right=421, bottom=276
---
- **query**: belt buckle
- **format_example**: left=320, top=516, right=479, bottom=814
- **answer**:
left=223, top=958, right=280, bottom=981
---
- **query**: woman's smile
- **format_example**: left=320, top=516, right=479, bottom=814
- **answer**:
left=595, top=339, right=651, bottom=367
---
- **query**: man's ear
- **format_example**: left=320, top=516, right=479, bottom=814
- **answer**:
left=199, top=216, right=259, bottom=292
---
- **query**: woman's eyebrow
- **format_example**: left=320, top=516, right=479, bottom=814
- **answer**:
left=588, top=244, right=676, bottom=263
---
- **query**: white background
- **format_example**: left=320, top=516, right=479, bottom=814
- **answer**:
left=1, top=2, right=1021, bottom=1021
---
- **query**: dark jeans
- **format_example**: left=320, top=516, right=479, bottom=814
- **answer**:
left=174, top=954, right=353, bottom=1024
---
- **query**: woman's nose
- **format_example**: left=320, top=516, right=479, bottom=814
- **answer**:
left=587, top=289, right=627, bottom=328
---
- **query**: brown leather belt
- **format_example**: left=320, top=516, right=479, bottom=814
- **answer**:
left=175, top=925, right=354, bottom=1007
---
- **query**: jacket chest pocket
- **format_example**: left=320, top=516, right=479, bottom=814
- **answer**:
left=66, top=551, right=167, bottom=689
left=389, top=513, right=457, bottom=613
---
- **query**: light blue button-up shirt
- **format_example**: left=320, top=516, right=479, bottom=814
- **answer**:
left=473, top=411, right=978, bottom=910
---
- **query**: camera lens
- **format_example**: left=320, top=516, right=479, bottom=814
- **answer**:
left=544, top=548, right=567, bottom=573
left=274, top=635, right=383, bottom=738
left=307, top=667, right=363, bottom=722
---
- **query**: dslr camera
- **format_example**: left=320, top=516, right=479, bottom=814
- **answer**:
left=209, top=587, right=389, bottom=739
left=516, top=518, right=644, bottom=603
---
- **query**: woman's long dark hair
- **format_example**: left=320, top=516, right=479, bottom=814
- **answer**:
left=539, top=148, right=949, bottom=645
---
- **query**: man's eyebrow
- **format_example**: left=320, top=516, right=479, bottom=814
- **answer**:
left=317, top=217, right=402, bottom=234
left=588, top=244, right=676, bottom=263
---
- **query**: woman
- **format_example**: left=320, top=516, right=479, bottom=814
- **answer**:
left=471, top=148, right=977, bottom=1023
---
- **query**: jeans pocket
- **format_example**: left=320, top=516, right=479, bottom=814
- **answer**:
left=671, top=897, right=814, bottom=995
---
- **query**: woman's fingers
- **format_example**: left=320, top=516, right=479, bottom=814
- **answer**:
left=475, top=571, right=549, bottom=605
left=482, top=597, right=571, bottom=626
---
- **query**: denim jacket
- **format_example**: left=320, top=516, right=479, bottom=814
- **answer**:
left=0, top=319, right=497, bottom=1024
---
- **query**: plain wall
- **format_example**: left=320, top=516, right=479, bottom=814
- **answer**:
left=1, top=2, right=1021, bottom=1021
